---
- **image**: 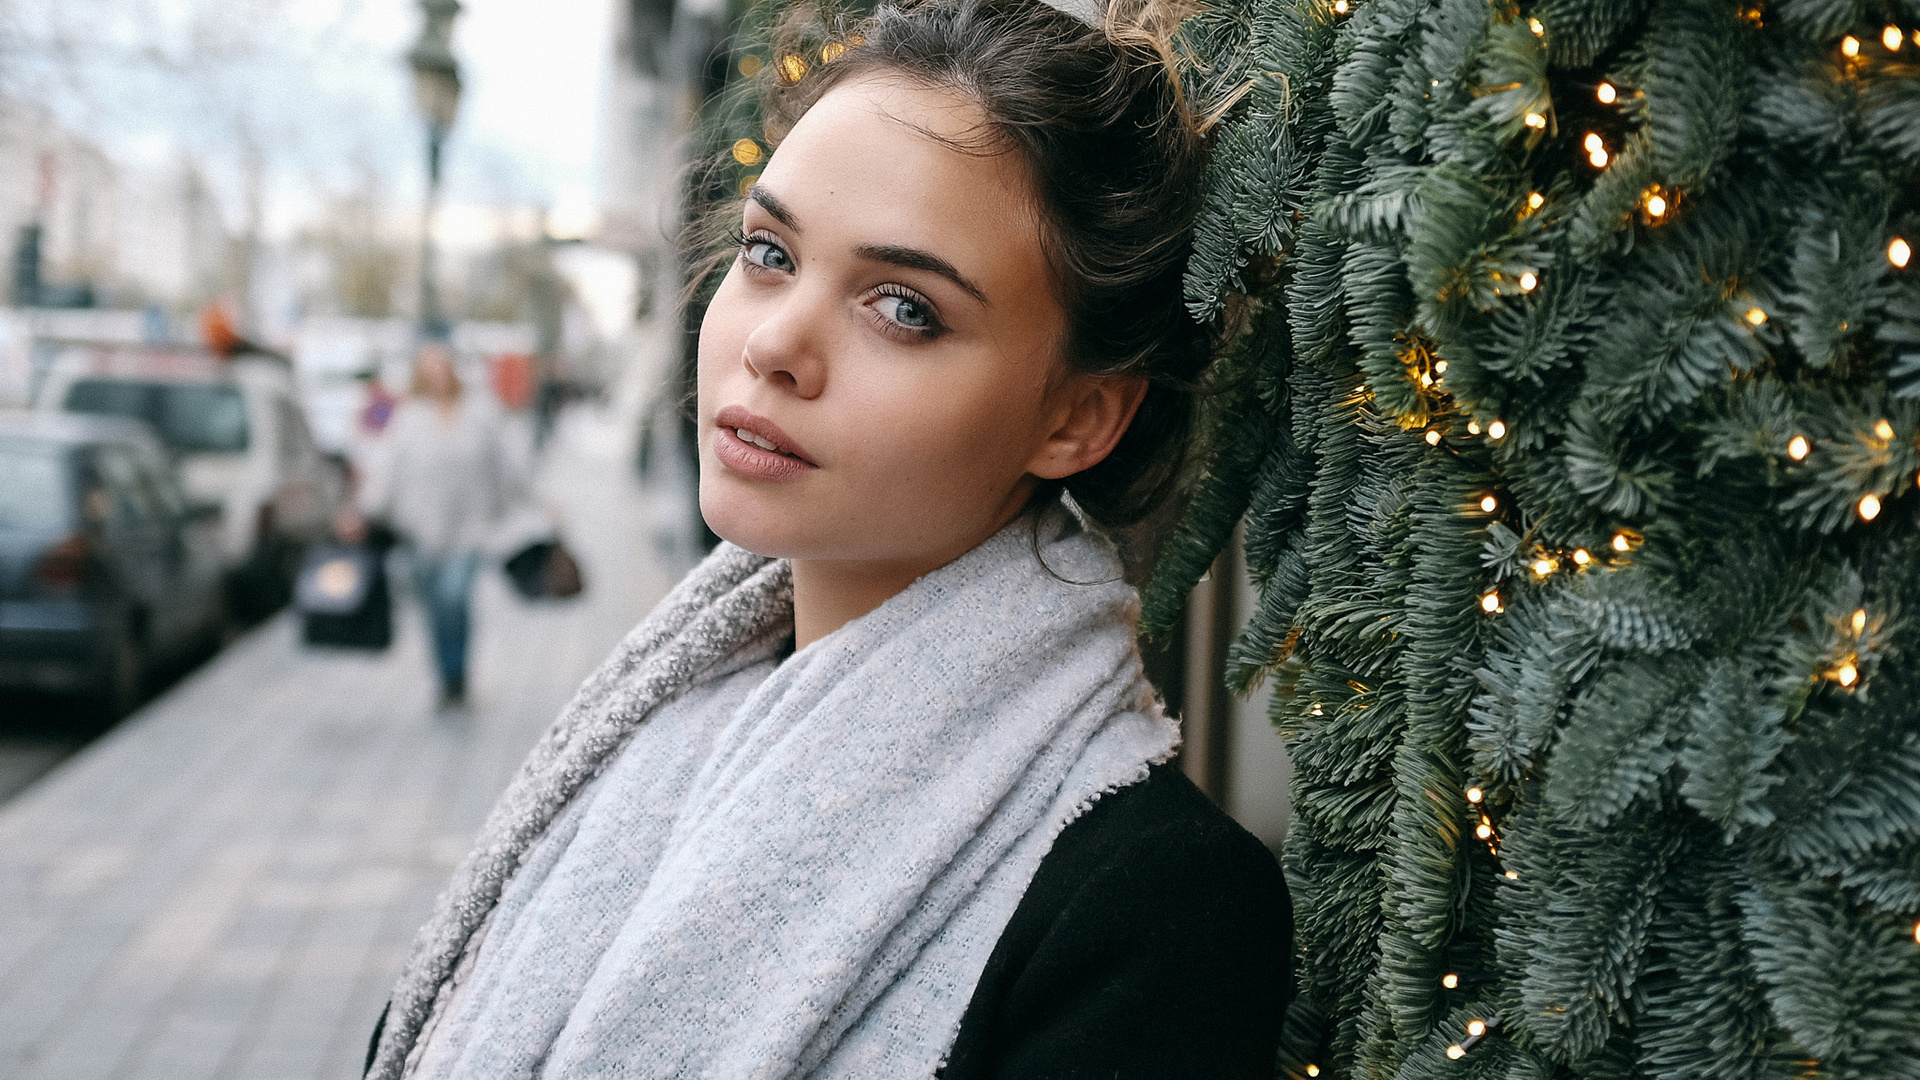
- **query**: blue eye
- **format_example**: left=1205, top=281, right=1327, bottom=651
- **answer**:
left=743, top=238, right=792, bottom=272
left=875, top=294, right=932, bottom=329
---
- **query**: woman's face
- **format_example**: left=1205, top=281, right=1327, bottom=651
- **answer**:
left=698, top=75, right=1115, bottom=574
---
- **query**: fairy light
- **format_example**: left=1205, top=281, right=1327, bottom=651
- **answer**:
left=1442, top=973, right=1460, bottom=988
left=1835, top=660, right=1859, bottom=687
left=1333, top=0, right=1350, bottom=13
left=737, top=173, right=760, bottom=197
left=1475, top=821, right=1494, bottom=839
left=1480, top=590, right=1502, bottom=613
left=1524, top=112, right=1548, bottom=129
left=731, top=139, right=764, bottom=166
left=1913, top=920, right=1919, bottom=945
left=1447, top=1045, right=1467, bottom=1060
left=1435, top=360, right=1448, bottom=374
left=1572, top=548, right=1591, bottom=565
left=1788, top=435, right=1810, bottom=460
left=1480, top=494, right=1499, bottom=513
left=1310, top=702, right=1324, bottom=716
left=738, top=54, right=765, bottom=78
left=1886, top=24, right=1904, bottom=49
left=1842, top=34, right=1861, bottom=57
left=1891, top=237, right=1912, bottom=269
left=1852, top=608, right=1868, bottom=634
left=1596, top=81, right=1617, bottom=104
left=1467, top=420, right=1482, bottom=435
left=1874, top=419, right=1896, bottom=440
left=1612, top=532, right=1632, bottom=552
left=1505, top=869, right=1519, bottom=879
left=1307, top=1066, right=1321, bottom=1078
left=1467, top=1019, right=1487, bottom=1037
left=1644, top=191, right=1668, bottom=218
left=776, top=53, right=809, bottom=83
left=1584, top=132, right=1609, bottom=168
left=1745, top=306, right=1768, bottom=326
left=1466, top=786, right=1484, bottom=803
left=1420, top=371, right=1435, bottom=388
left=1533, top=557, right=1557, bottom=577
left=1519, top=271, right=1539, bottom=291
left=1426, top=429, right=1443, bottom=446
left=1527, top=191, right=1545, bottom=210
left=819, top=40, right=849, bottom=63
left=1528, top=17, right=1544, bottom=34
left=1859, top=493, right=1882, bottom=521
left=1488, top=420, right=1508, bottom=440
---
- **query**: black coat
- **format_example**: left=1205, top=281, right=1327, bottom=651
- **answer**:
left=368, top=763, right=1291, bottom=1077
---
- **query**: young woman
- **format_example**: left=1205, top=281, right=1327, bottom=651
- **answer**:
left=363, top=0, right=1291, bottom=1075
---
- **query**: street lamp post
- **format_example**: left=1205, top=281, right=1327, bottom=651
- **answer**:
left=408, top=0, right=463, bottom=340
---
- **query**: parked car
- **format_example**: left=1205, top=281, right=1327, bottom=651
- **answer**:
left=0, top=411, right=228, bottom=718
left=36, top=346, right=346, bottom=619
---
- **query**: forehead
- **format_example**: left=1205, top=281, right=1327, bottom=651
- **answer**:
left=757, top=74, right=1049, bottom=284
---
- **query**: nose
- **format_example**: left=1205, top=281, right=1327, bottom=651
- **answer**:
left=741, top=287, right=828, bottom=399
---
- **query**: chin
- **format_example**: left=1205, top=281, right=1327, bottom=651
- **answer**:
left=698, top=475, right=805, bottom=559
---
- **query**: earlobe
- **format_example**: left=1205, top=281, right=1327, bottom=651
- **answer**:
left=1028, top=374, right=1149, bottom=480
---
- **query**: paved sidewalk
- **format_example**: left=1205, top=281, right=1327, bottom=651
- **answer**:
left=0, top=410, right=694, bottom=1080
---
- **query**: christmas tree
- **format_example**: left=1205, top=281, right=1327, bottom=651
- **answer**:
left=1147, top=0, right=1920, bottom=1076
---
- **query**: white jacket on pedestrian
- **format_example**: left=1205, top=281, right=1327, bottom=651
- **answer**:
left=357, top=396, right=532, bottom=556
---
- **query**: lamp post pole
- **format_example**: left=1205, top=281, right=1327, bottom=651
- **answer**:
left=408, top=0, right=463, bottom=340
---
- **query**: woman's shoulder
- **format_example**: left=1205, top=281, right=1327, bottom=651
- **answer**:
left=942, top=763, right=1293, bottom=1080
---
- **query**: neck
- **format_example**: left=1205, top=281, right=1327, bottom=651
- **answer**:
left=790, top=558, right=930, bottom=651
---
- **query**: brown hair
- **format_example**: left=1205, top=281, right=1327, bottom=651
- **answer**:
left=703, top=0, right=1215, bottom=531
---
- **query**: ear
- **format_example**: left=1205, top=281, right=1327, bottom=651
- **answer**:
left=1027, top=373, right=1150, bottom=481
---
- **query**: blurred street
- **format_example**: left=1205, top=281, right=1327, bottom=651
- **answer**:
left=0, top=405, right=695, bottom=1080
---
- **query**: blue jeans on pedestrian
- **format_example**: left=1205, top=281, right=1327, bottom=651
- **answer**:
left=411, top=549, right=480, bottom=695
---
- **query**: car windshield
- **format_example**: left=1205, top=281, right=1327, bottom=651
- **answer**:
left=0, top=440, right=71, bottom=530
left=64, top=379, right=250, bottom=454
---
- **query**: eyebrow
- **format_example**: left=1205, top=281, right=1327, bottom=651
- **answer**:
left=748, top=185, right=800, bottom=232
left=853, top=244, right=988, bottom=305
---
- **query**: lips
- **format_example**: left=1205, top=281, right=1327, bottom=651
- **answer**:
left=712, top=404, right=818, bottom=481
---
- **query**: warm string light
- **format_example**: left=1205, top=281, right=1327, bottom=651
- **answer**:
left=1787, top=434, right=1810, bottom=460
left=1583, top=132, right=1609, bottom=168
left=1480, top=494, right=1499, bottom=513
left=1913, top=920, right=1919, bottom=945
left=1467, top=1019, right=1487, bottom=1037
left=1488, top=419, right=1508, bottom=440
left=1425, top=429, right=1443, bottom=446
left=738, top=54, right=765, bottom=78
left=1447, top=1045, right=1467, bottom=1060
left=731, top=139, right=764, bottom=166
left=1475, top=819, right=1494, bottom=839
left=1851, top=607, right=1868, bottom=634
left=1745, top=306, right=1768, bottom=326
left=1834, top=660, right=1860, bottom=687
left=737, top=173, right=760, bottom=197
left=1643, top=186, right=1668, bottom=218
left=1841, top=34, right=1861, bottom=57
left=1527, top=191, right=1545, bottom=210
left=1466, top=786, right=1484, bottom=804
left=1519, top=271, right=1539, bottom=292
left=1891, top=237, right=1913, bottom=269
left=1505, top=869, right=1520, bottom=879
left=1481, top=590, right=1502, bottom=613
left=1524, top=111, right=1548, bottom=129
left=1467, top=420, right=1482, bottom=435
left=1612, top=532, right=1633, bottom=553
left=1858, top=493, right=1882, bottom=521
left=1332, top=0, right=1350, bottom=13
left=1442, top=973, right=1460, bottom=989
left=1532, top=557, right=1557, bottom=577
left=1527, top=16, right=1544, bottom=34
left=1874, top=419, right=1896, bottom=440
left=777, top=53, right=809, bottom=83
left=1885, top=24, right=1905, bottom=50
left=819, top=40, right=848, bottom=63
left=1596, top=81, right=1617, bottom=104
left=1572, top=548, right=1591, bottom=565
left=1306, top=1066, right=1321, bottom=1078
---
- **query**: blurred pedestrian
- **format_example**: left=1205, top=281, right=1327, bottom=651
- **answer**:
left=337, top=341, right=525, bottom=708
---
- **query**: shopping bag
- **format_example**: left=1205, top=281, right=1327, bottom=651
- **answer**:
left=503, top=539, right=585, bottom=600
left=296, top=542, right=393, bottom=650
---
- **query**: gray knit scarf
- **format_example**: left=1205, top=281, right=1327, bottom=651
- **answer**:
left=365, top=504, right=1180, bottom=1079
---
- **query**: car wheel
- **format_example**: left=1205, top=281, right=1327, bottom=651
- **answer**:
left=94, top=626, right=146, bottom=723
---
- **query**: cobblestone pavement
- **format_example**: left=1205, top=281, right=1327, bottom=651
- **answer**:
left=0, top=409, right=694, bottom=1080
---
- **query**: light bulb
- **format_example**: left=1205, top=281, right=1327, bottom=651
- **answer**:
left=1307, top=1067, right=1321, bottom=1078
left=1466, top=786, right=1484, bottom=803
left=1533, top=557, right=1557, bottom=577
left=1476, top=822, right=1493, bottom=839
left=1528, top=16, right=1544, bottom=34
left=1480, top=494, right=1499, bottom=513
left=1885, top=24, right=1904, bottom=49
left=1572, top=548, right=1591, bottom=565
left=1596, top=82, right=1617, bottom=104
left=1589, top=147, right=1610, bottom=168
left=1442, top=973, right=1460, bottom=988
left=1447, top=1045, right=1466, bottom=1060
left=1583, top=132, right=1604, bottom=152
left=1467, top=420, right=1482, bottom=434
left=1787, top=435, right=1810, bottom=460
left=1488, top=420, right=1507, bottom=440
left=1420, top=371, right=1435, bottom=388
left=1425, top=429, right=1443, bottom=446
left=731, top=139, right=763, bottom=166
left=1842, top=35, right=1861, bottom=57
left=1310, top=702, right=1324, bottom=716
left=1875, top=419, right=1895, bottom=440
left=819, top=40, right=848, bottom=63
left=1527, top=192, right=1545, bottom=210
left=1333, top=0, right=1349, bottom=12
left=1480, top=591, right=1501, bottom=613
left=1891, top=237, right=1912, bottom=268
left=1519, top=271, right=1539, bottom=291
left=1505, top=869, right=1519, bottom=879
left=1524, top=112, right=1548, bottom=129
left=1859, top=493, right=1882, bottom=521
left=1612, top=532, right=1631, bottom=552
left=1913, top=920, right=1920, bottom=944
left=1467, top=1019, right=1487, bottom=1036
left=738, top=54, right=764, bottom=78
left=1836, top=661, right=1859, bottom=687
left=1745, top=306, right=1768, bottom=326
left=1434, top=359, right=1448, bottom=373
left=777, top=53, right=809, bottom=83
left=1852, top=608, right=1867, bottom=634
left=1645, top=193, right=1668, bottom=217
